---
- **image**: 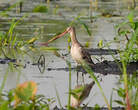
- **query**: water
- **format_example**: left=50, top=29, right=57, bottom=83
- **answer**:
left=0, top=0, right=138, bottom=108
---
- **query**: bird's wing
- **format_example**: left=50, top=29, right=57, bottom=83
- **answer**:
left=79, top=81, right=95, bottom=102
left=81, top=47, right=94, bottom=65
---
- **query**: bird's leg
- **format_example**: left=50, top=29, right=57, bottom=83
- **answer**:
left=76, top=65, right=81, bottom=85
left=77, top=71, right=79, bottom=85
left=76, top=65, right=85, bottom=85
left=82, top=72, right=85, bottom=84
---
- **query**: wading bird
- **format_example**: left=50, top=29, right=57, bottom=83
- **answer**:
left=40, top=27, right=94, bottom=83
left=66, top=27, right=95, bottom=84
left=41, top=26, right=94, bottom=66
left=70, top=81, right=95, bottom=108
left=66, top=27, right=94, bottom=66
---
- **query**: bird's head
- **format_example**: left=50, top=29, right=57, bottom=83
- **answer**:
left=40, top=26, right=76, bottom=45
left=66, top=26, right=75, bottom=33
left=66, top=26, right=76, bottom=39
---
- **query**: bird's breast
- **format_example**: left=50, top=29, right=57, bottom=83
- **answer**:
left=71, top=45, right=82, bottom=64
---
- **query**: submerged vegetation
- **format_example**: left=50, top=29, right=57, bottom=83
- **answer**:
left=0, top=0, right=138, bottom=110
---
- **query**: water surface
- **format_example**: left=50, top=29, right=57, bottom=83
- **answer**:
left=0, top=0, right=138, bottom=108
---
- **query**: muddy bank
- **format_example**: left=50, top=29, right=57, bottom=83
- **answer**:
left=47, top=61, right=138, bottom=75
left=87, top=48, right=118, bottom=55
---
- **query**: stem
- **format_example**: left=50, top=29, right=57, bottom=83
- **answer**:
left=67, top=61, right=72, bottom=110
left=0, top=69, right=9, bottom=95
left=132, top=0, right=136, bottom=9
left=82, top=63, right=111, bottom=110
left=55, top=86, right=62, bottom=108
left=89, top=0, right=93, bottom=23
left=122, top=61, right=131, bottom=110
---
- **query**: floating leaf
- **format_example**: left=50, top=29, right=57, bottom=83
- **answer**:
left=33, top=5, right=48, bottom=13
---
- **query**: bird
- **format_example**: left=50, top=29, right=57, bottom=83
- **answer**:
left=40, top=26, right=95, bottom=83
left=70, top=81, right=95, bottom=108
left=66, top=26, right=94, bottom=67
left=41, top=26, right=94, bottom=67
left=66, top=27, right=95, bottom=84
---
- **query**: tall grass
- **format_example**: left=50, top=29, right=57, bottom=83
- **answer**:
left=81, top=62, right=111, bottom=110
left=113, top=11, right=138, bottom=110
left=0, top=69, right=9, bottom=95
left=66, top=60, right=72, bottom=110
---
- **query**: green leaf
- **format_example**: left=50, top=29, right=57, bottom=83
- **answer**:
left=85, top=42, right=89, bottom=48
left=117, top=88, right=125, bottom=98
left=15, top=82, right=36, bottom=102
left=72, top=86, right=84, bottom=94
left=33, top=5, right=48, bottom=13
left=8, top=90, right=14, bottom=102
left=98, top=40, right=103, bottom=48
left=110, top=91, right=113, bottom=110
left=40, top=47, right=60, bottom=51
left=67, top=37, right=71, bottom=43
left=134, top=21, right=138, bottom=31
left=94, top=104, right=100, bottom=110
left=0, top=101, right=9, bottom=110
left=70, top=91, right=79, bottom=100
left=77, top=18, right=92, bottom=36
left=114, top=100, right=125, bottom=106
left=127, top=11, right=134, bottom=23
left=81, top=62, right=111, bottom=110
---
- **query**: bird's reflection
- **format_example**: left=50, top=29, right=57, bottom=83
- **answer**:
left=70, top=81, right=95, bottom=108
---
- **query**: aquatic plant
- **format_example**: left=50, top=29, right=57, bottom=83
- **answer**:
left=81, top=61, right=111, bottom=110
left=33, top=5, right=48, bottom=13
left=0, top=81, right=54, bottom=110
left=14, top=81, right=37, bottom=107
left=113, top=11, right=138, bottom=110
left=0, top=17, right=33, bottom=58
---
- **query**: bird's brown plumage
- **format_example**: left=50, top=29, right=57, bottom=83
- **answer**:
left=67, top=26, right=94, bottom=67
left=71, top=81, right=95, bottom=108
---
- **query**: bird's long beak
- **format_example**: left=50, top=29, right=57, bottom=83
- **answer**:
left=40, top=28, right=69, bottom=46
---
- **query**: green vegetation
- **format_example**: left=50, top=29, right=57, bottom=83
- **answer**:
left=81, top=61, right=111, bottom=110
left=0, top=89, right=54, bottom=110
left=67, top=10, right=138, bottom=110
left=33, top=5, right=48, bottom=13
left=113, top=11, right=138, bottom=110
left=0, top=6, right=59, bottom=110
left=0, top=0, right=138, bottom=110
left=0, top=17, right=37, bottom=58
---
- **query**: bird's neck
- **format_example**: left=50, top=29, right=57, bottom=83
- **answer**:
left=70, top=31, right=79, bottom=46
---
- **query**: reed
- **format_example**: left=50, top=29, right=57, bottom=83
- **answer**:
left=81, top=62, right=111, bottom=110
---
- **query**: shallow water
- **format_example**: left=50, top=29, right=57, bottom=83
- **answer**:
left=0, top=0, right=138, bottom=108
